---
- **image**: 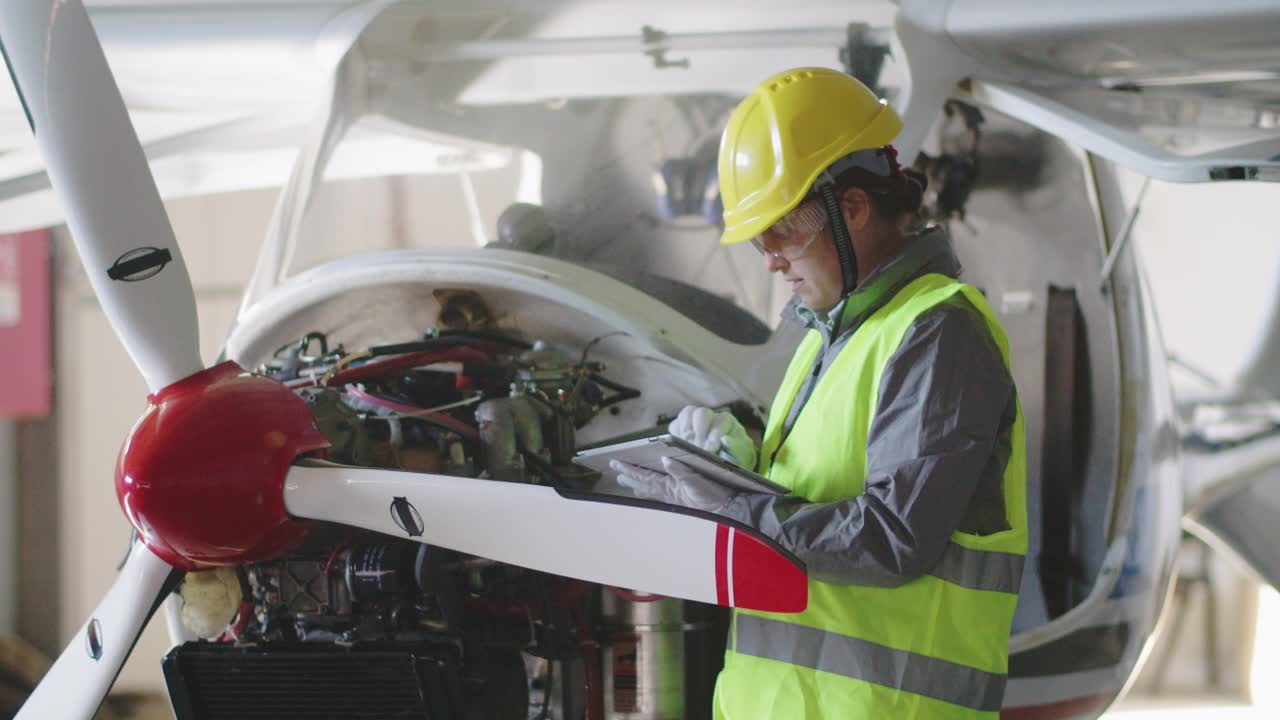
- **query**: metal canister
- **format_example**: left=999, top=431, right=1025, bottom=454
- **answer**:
left=601, top=593, right=686, bottom=720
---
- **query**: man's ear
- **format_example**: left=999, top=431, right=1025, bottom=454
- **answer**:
left=840, top=186, right=872, bottom=232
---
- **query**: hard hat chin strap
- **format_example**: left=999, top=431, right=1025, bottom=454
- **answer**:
left=811, top=149, right=894, bottom=298
left=817, top=182, right=859, bottom=297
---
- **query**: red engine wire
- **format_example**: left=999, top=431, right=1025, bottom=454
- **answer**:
left=344, top=385, right=480, bottom=439
left=286, top=346, right=496, bottom=389
left=574, top=609, right=603, bottom=720
left=324, top=528, right=356, bottom=578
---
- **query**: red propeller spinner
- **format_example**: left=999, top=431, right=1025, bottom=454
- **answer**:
left=116, top=361, right=329, bottom=570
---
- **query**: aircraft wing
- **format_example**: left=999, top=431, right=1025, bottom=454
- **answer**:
left=0, top=1, right=340, bottom=231
left=0, top=109, right=518, bottom=233
left=892, top=0, right=1280, bottom=181
left=0, top=0, right=1273, bottom=233
left=1181, top=404, right=1280, bottom=589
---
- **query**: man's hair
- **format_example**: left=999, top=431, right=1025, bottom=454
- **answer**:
left=826, top=148, right=929, bottom=220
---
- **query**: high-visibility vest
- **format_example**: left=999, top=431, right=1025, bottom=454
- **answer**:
left=713, top=273, right=1027, bottom=719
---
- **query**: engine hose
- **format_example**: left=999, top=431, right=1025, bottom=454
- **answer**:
left=438, top=328, right=533, bottom=350
left=367, top=333, right=521, bottom=357
left=589, top=373, right=642, bottom=410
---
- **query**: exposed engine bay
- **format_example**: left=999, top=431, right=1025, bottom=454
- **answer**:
left=164, top=284, right=751, bottom=720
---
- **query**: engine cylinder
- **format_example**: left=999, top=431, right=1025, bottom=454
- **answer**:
left=601, top=593, right=686, bottom=720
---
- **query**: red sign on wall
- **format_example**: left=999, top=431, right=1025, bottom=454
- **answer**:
left=0, top=231, right=51, bottom=417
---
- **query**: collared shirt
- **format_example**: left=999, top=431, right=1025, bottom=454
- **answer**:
left=791, top=227, right=953, bottom=334
left=723, top=227, right=1018, bottom=586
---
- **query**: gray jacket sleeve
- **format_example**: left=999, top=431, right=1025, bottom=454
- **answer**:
left=721, top=299, right=1016, bottom=587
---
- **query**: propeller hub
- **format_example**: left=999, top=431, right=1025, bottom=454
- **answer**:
left=115, top=361, right=329, bottom=570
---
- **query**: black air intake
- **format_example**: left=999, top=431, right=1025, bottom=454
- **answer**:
left=163, top=642, right=463, bottom=720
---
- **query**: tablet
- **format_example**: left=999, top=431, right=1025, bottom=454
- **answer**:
left=574, top=433, right=789, bottom=496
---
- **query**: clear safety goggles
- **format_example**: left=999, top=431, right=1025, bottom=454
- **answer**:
left=749, top=201, right=828, bottom=261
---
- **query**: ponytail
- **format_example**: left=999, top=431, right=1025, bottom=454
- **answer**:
left=828, top=151, right=929, bottom=220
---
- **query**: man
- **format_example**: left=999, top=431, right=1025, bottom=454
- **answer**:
left=611, top=67, right=1027, bottom=718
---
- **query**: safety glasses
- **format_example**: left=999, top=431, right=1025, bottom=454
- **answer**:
left=749, top=201, right=827, bottom=261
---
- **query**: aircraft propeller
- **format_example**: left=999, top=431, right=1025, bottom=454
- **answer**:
left=0, top=3, right=807, bottom=717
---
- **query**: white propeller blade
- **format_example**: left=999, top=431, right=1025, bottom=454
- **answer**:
left=284, top=462, right=808, bottom=613
left=0, top=0, right=202, bottom=393
left=17, top=540, right=179, bottom=720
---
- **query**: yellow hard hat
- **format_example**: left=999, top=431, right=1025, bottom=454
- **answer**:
left=717, top=67, right=903, bottom=246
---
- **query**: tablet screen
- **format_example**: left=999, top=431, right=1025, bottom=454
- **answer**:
left=574, top=434, right=788, bottom=496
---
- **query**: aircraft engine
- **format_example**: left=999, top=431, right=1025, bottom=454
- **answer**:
left=161, top=326, right=726, bottom=720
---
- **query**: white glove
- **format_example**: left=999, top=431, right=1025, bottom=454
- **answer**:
left=610, top=457, right=736, bottom=514
left=668, top=406, right=758, bottom=470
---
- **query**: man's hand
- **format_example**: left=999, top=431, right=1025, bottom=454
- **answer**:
left=609, top=457, right=737, bottom=515
left=668, top=406, right=758, bottom=470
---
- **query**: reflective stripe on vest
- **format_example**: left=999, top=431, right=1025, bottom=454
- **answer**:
left=733, top=614, right=1007, bottom=713
left=930, top=542, right=1025, bottom=595
left=713, top=273, right=1028, bottom=720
